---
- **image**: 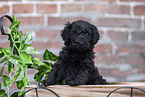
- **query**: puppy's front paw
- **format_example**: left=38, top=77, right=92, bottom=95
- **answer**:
left=37, top=81, right=48, bottom=87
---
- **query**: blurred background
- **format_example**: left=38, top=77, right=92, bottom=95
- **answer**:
left=0, top=0, right=145, bottom=92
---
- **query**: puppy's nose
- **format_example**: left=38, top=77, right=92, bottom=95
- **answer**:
left=75, top=35, right=86, bottom=45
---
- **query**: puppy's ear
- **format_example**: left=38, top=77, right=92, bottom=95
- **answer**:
left=91, top=25, right=100, bottom=45
left=61, top=22, right=71, bottom=45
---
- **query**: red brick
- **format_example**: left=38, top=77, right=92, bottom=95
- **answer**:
left=37, top=4, right=57, bottom=13
left=10, top=83, right=17, bottom=89
left=0, top=34, right=7, bottom=39
left=144, top=21, right=145, bottom=28
left=1, top=17, right=12, bottom=26
left=48, top=17, right=91, bottom=25
left=75, top=0, right=115, bottom=1
left=108, top=4, right=130, bottom=14
left=27, top=69, right=37, bottom=74
left=120, top=0, right=145, bottom=2
left=16, top=17, right=44, bottom=25
left=98, top=18, right=141, bottom=28
left=98, top=30, right=104, bottom=38
left=0, top=5, right=9, bottom=14
left=0, top=43, right=10, bottom=48
left=107, top=31, right=128, bottom=41
left=36, top=30, right=57, bottom=39
left=13, top=4, right=33, bottom=14
left=0, top=0, right=21, bottom=1
left=116, top=43, right=145, bottom=54
left=23, top=0, right=68, bottom=2
left=101, top=55, right=122, bottom=65
left=100, top=68, right=131, bottom=78
left=61, top=4, right=82, bottom=13
left=33, top=54, right=43, bottom=60
left=85, top=4, right=106, bottom=14
left=136, top=67, right=145, bottom=74
left=125, top=55, right=144, bottom=65
left=94, top=56, right=98, bottom=65
left=101, top=54, right=145, bottom=65
left=134, top=5, right=145, bottom=15
left=94, top=44, right=111, bottom=53
left=132, top=31, right=145, bottom=41
left=21, top=30, right=32, bottom=34
left=32, top=41, right=63, bottom=50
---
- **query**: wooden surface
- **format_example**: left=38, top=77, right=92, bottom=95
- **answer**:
left=25, top=82, right=145, bottom=97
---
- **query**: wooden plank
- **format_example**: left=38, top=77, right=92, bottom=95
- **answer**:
left=25, top=82, right=145, bottom=97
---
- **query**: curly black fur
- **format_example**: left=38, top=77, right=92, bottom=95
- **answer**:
left=38, top=20, right=108, bottom=87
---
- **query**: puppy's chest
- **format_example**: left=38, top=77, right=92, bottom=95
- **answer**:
left=64, top=53, right=86, bottom=63
left=63, top=57, right=83, bottom=67
left=64, top=65, right=80, bottom=80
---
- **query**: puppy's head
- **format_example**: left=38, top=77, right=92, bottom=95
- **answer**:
left=61, top=20, right=100, bottom=52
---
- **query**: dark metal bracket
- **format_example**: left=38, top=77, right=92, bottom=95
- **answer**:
left=20, top=87, right=60, bottom=97
left=107, top=86, right=145, bottom=97
left=0, top=15, right=18, bottom=55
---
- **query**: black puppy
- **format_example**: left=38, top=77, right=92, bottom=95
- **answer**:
left=38, top=20, right=108, bottom=87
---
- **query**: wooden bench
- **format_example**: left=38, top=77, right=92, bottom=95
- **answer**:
left=25, top=82, right=145, bottom=97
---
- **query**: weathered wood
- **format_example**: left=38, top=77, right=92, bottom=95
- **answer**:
left=25, top=82, right=145, bottom=97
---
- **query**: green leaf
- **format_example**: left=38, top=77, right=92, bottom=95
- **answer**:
left=37, top=65, right=51, bottom=73
left=2, top=48, right=12, bottom=56
left=13, top=15, right=18, bottom=23
left=10, top=91, right=24, bottom=97
left=2, top=75, right=11, bottom=87
left=43, top=49, right=57, bottom=61
left=9, top=55, right=19, bottom=65
left=16, top=63, right=22, bottom=67
left=9, top=15, right=20, bottom=31
left=0, top=48, right=4, bottom=58
left=0, top=66, right=4, bottom=77
left=10, top=92, right=18, bottom=97
left=16, top=80, right=24, bottom=89
left=13, top=67, right=21, bottom=82
left=0, top=83, right=1, bottom=89
left=21, top=32, right=32, bottom=45
left=25, top=32, right=32, bottom=45
left=20, top=53, right=33, bottom=64
left=14, top=67, right=25, bottom=82
left=0, top=89, right=7, bottom=97
left=34, top=72, right=44, bottom=82
left=33, top=58, right=42, bottom=64
left=43, top=61, right=52, bottom=67
left=9, top=21, right=20, bottom=31
left=9, top=54, right=19, bottom=59
left=0, top=57, right=7, bottom=64
left=9, top=58, right=18, bottom=65
left=19, top=31, right=23, bottom=37
left=25, top=46, right=39, bottom=54
left=8, top=62, right=14, bottom=73
left=22, top=73, right=28, bottom=86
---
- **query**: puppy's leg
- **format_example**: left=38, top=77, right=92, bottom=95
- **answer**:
left=95, top=76, right=109, bottom=85
left=38, top=67, right=58, bottom=87
left=38, top=59, right=64, bottom=86
left=68, top=69, right=90, bottom=85
left=94, top=67, right=109, bottom=85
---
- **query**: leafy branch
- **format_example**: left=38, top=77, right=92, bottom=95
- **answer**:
left=0, top=15, right=57, bottom=97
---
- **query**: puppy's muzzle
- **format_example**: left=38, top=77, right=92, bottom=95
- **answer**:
left=74, top=34, right=88, bottom=45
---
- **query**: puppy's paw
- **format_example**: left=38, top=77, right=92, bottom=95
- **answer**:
left=37, top=81, right=48, bottom=88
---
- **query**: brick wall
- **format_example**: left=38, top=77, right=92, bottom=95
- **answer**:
left=0, top=0, right=145, bottom=84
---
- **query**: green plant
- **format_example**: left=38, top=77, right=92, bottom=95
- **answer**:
left=0, top=15, right=57, bottom=97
